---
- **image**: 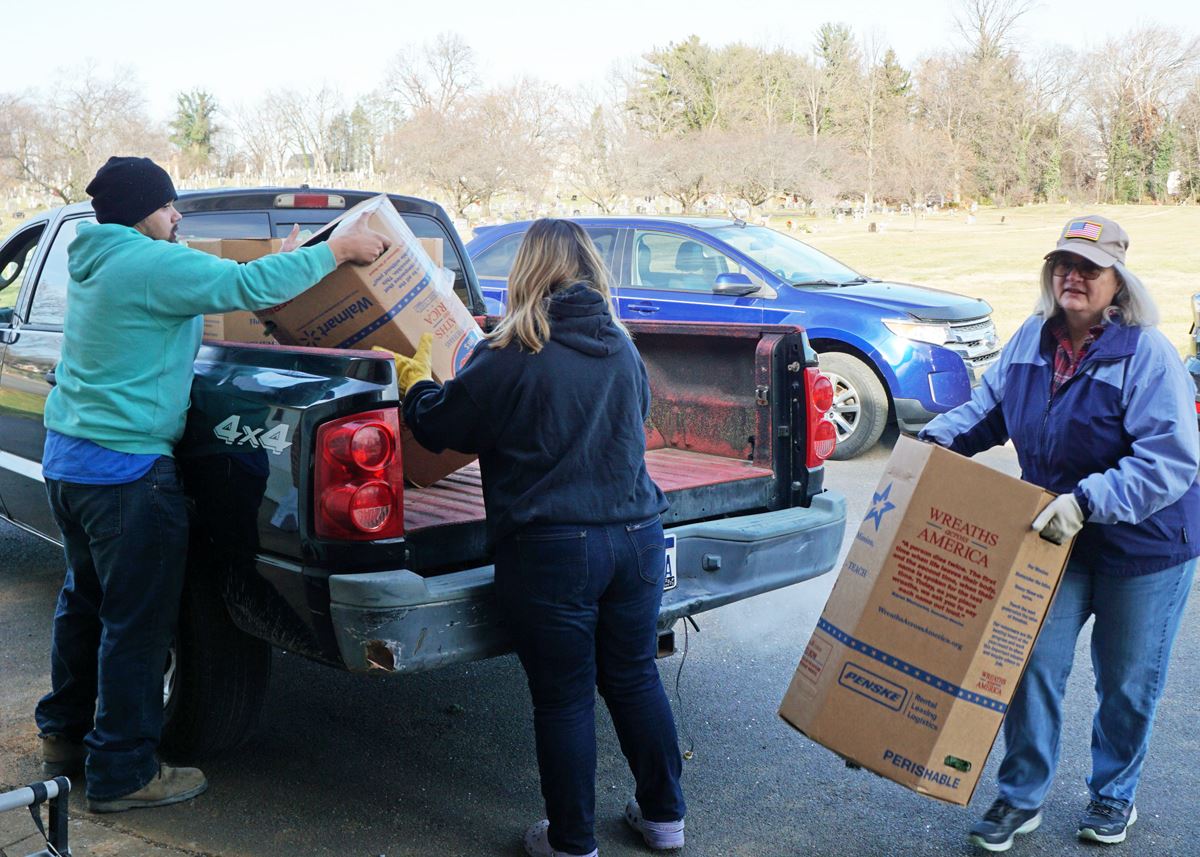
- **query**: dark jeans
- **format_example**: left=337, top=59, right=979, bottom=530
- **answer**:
left=35, top=458, right=188, bottom=801
left=495, top=516, right=686, bottom=856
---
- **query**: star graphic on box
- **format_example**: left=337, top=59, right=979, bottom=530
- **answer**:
left=864, top=482, right=896, bottom=531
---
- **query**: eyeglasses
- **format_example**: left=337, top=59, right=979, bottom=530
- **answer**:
left=1050, top=255, right=1105, bottom=281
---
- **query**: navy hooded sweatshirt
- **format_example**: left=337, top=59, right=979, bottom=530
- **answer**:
left=402, top=282, right=669, bottom=544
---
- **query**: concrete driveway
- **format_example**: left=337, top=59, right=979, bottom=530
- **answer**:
left=2, top=429, right=1197, bottom=856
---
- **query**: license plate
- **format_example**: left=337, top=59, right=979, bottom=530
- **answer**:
left=663, top=534, right=677, bottom=591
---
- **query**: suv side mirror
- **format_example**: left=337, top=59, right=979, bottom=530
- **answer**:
left=0, top=307, right=12, bottom=327
left=713, top=272, right=758, bottom=297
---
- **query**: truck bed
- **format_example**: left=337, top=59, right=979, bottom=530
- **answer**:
left=403, top=449, right=776, bottom=571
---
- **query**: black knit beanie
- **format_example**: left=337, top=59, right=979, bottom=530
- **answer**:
left=85, top=157, right=178, bottom=227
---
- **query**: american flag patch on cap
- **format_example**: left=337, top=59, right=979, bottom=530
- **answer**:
left=1064, top=220, right=1102, bottom=241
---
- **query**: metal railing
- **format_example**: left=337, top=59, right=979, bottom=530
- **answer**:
left=0, top=777, right=71, bottom=857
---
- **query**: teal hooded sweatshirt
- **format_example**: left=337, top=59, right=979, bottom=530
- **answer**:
left=44, top=222, right=336, bottom=455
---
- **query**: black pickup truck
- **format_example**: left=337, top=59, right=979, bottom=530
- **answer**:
left=0, top=189, right=847, bottom=760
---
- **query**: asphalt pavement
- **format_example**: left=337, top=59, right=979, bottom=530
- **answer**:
left=2, top=428, right=1198, bottom=856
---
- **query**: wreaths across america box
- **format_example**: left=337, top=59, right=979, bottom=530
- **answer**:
left=779, top=436, right=1074, bottom=805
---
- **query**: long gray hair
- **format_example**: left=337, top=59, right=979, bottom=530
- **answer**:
left=1035, top=259, right=1160, bottom=327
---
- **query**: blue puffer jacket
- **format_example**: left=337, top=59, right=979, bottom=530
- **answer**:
left=919, top=314, right=1200, bottom=576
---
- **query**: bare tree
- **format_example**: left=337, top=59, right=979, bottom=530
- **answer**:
left=878, top=125, right=958, bottom=225
left=953, top=0, right=1034, bottom=61
left=562, top=99, right=642, bottom=213
left=388, top=79, right=563, bottom=218
left=1083, top=28, right=1200, bottom=200
left=713, top=130, right=819, bottom=217
left=635, top=133, right=715, bottom=212
left=228, top=99, right=293, bottom=181
left=263, top=85, right=347, bottom=180
left=384, top=32, right=479, bottom=118
left=0, top=63, right=163, bottom=203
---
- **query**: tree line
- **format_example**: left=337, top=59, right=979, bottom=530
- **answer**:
left=3, top=1, right=1199, bottom=221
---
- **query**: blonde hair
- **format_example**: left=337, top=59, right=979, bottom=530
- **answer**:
left=487, top=219, right=628, bottom=353
left=1036, top=256, right=1160, bottom=327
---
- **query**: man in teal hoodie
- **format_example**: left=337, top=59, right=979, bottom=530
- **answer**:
left=35, top=156, right=388, bottom=813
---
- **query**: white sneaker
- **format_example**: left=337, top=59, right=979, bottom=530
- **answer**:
left=625, top=799, right=685, bottom=850
left=522, top=819, right=599, bottom=857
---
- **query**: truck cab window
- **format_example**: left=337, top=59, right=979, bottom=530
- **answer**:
left=28, top=218, right=91, bottom=327
left=0, top=222, right=48, bottom=318
left=179, top=212, right=272, bottom=240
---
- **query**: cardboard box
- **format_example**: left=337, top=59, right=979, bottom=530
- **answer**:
left=190, top=236, right=441, bottom=347
left=189, top=238, right=283, bottom=345
left=779, top=436, right=1074, bottom=805
left=202, top=311, right=277, bottom=345
left=256, top=195, right=483, bottom=486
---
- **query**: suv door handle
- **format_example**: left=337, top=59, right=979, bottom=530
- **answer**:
left=627, top=303, right=660, bottom=314
left=43, top=371, right=57, bottom=387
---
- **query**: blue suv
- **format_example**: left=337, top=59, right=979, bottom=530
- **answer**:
left=467, top=217, right=1000, bottom=459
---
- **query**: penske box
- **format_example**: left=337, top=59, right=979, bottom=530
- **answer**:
left=256, top=196, right=483, bottom=486
left=189, top=238, right=282, bottom=345
left=779, top=436, right=1074, bottom=805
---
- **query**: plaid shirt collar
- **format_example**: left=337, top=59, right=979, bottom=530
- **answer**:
left=1049, top=315, right=1106, bottom=395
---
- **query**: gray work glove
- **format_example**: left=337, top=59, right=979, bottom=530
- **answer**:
left=1032, top=493, right=1084, bottom=545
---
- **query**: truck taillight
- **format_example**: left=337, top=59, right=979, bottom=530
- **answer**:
left=805, top=368, right=837, bottom=467
left=315, top=410, right=403, bottom=540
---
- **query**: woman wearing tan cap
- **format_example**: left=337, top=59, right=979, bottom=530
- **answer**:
left=920, top=215, right=1199, bottom=851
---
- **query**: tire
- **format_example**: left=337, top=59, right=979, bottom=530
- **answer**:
left=818, top=352, right=889, bottom=461
left=159, top=569, right=272, bottom=763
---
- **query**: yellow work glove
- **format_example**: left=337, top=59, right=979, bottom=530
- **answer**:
left=375, top=332, right=433, bottom=395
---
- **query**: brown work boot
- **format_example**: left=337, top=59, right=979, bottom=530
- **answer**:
left=40, top=734, right=85, bottom=781
left=87, top=764, right=208, bottom=813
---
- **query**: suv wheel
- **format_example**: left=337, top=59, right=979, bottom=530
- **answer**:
left=818, top=352, right=888, bottom=460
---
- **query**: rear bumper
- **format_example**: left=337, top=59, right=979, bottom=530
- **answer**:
left=327, top=493, right=847, bottom=673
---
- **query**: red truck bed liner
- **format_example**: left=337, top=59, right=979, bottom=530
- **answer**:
left=404, top=448, right=774, bottom=533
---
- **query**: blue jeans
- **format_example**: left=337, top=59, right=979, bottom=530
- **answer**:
left=495, top=516, right=686, bottom=856
left=35, top=458, right=189, bottom=801
left=998, top=558, right=1196, bottom=810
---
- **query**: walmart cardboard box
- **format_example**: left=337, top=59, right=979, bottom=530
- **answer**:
left=779, top=436, right=1074, bottom=805
left=189, top=238, right=282, bottom=345
left=256, top=196, right=483, bottom=486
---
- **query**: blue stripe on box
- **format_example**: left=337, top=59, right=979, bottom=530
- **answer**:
left=817, top=617, right=1008, bottom=713
left=334, top=273, right=432, bottom=349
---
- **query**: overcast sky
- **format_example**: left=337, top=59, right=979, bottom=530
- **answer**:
left=1, top=0, right=1195, bottom=121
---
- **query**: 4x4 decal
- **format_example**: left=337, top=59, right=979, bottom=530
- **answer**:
left=213, top=415, right=292, bottom=454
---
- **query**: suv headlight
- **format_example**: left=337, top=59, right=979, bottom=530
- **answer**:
left=883, top=319, right=951, bottom=346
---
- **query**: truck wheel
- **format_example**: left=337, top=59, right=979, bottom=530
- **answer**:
left=818, top=352, right=888, bottom=460
left=160, top=570, right=272, bottom=762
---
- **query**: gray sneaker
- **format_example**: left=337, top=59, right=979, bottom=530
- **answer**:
left=624, top=799, right=685, bottom=851
left=969, top=799, right=1042, bottom=852
left=522, top=820, right=597, bottom=857
left=40, top=734, right=85, bottom=781
left=88, top=764, right=208, bottom=813
left=1078, top=800, right=1137, bottom=844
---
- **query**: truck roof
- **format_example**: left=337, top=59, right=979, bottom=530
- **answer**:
left=55, top=187, right=450, bottom=221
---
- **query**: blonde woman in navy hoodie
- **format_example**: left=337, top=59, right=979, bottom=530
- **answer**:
left=397, top=219, right=686, bottom=857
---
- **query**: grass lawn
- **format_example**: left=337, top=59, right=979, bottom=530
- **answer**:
left=770, top=204, right=1200, bottom=356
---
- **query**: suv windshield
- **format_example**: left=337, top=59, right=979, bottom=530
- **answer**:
left=704, top=225, right=863, bottom=285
